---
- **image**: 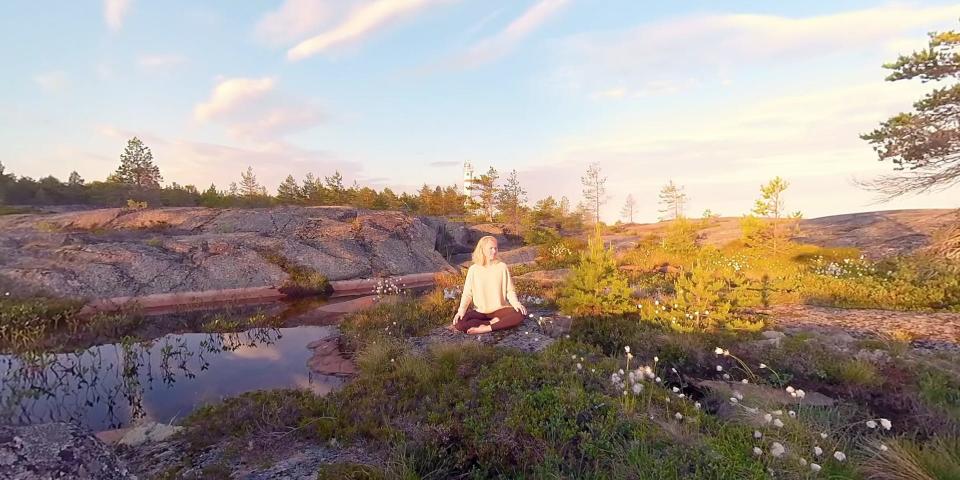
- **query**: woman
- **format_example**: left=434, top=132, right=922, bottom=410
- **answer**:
left=451, top=235, right=527, bottom=334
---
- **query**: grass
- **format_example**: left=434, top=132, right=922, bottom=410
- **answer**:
left=167, top=283, right=960, bottom=478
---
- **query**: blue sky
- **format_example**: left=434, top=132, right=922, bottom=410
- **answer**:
left=2, top=0, right=958, bottom=222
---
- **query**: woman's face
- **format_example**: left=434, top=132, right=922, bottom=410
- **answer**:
left=484, top=240, right=498, bottom=261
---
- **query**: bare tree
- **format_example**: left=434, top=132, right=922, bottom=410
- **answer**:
left=581, top=163, right=608, bottom=224
left=620, top=194, right=637, bottom=224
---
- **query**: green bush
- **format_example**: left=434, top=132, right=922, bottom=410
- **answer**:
left=558, top=228, right=634, bottom=316
left=0, top=297, right=83, bottom=352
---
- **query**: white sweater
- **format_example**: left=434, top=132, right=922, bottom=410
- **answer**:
left=457, top=261, right=521, bottom=314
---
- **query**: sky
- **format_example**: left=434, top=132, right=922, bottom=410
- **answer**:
left=1, top=0, right=958, bottom=223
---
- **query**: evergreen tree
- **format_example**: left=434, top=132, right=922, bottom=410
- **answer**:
left=468, top=167, right=499, bottom=222
left=67, top=171, right=84, bottom=186
left=658, top=180, right=687, bottom=221
left=277, top=174, right=304, bottom=204
left=107, top=137, right=162, bottom=188
left=861, top=24, right=960, bottom=198
left=239, top=167, right=262, bottom=197
left=620, top=194, right=637, bottom=224
left=325, top=171, right=346, bottom=205
left=496, top=169, right=526, bottom=234
left=742, top=176, right=802, bottom=255
left=581, top=163, right=607, bottom=224
left=558, top=226, right=634, bottom=316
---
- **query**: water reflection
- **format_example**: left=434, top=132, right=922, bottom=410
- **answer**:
left=0, top=326, right=344, bottom=431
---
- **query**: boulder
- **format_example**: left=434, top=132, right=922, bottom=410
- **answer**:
left=0, top=207, right=455, bottom=299
left=0, top=422, right=135, bottom=479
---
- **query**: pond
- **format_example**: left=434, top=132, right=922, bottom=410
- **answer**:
left=0, top=325, right=346, bottom=432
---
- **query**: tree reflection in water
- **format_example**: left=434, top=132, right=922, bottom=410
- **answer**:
left=0, top=328, right=284, bottom=430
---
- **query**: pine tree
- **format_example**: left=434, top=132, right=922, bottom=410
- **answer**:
left=861, top=24, right=960, bottom=198
left=325, top=171, right=346, bottom=205
left=67, top=171, right=84, bottom=186
left=743, top=176, right=802, bottom=255
left=239, top=166, right=262, bottom=197
left=107, top=137, right=162, bottom=188
left=277, top=174, right=304, bottom=204
left=620, top=194, right=636, bottom=224
left=581, top=163, right=607, bottom=224
left=496, top=169, right=526, bottom=234
left=558, top=226, right=634, bottom=317
left=658, top=180, right=687, bottom=221
left=671, top=262, right=733, bottom=331
left=200, top=183, right=221, bottom=207
left=468, top=167, right=499, bottom=222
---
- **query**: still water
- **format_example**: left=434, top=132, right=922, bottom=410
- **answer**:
left=0, top=325, right=345, bottom=432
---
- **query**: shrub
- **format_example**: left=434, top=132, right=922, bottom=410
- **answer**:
left=0, top=297, right=83, bottom=352
left=125, top=199, right=148, bottom=210
left=558, top=227, right=634, bottom=316
left=259, top=250, right=332, bottom=298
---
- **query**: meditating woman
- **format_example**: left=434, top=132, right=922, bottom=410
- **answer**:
left=451, top=235, right=527, bottom=334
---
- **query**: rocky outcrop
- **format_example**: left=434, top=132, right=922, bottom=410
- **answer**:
left=0, top=207, right=456, bottom=299
left=0, top=422, right=134, bottom=479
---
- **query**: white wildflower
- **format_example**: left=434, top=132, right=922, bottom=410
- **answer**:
left=716, top=365, right=723, bottom=372
left=833, top=451, right=846, bottom=462
left=714, top=347, right=724, bottom=355
left=741, top=379, right=749, bottom=384
left=675, top=412, right=683, bottom=420
left=879, top=444, right=888, bottom=452
left=625, top=346, right=631, bottom=353
left=813, top=446, right=823, bottom=456
left=819, top=432, right=828, bottom=439
left=799, top=458, right=807, bottom=467
left=722, top=374, right=730, bottom=380
left=773, top=418, right=784, bottom=428
left=786, top=386, right=795, bottom=394
left=672, top=387, right=680, bottom=393
left=632, top=383, right=643, bottom=394
left=576, top=363, right=582, bottom=370
left=866, top=420, right=877, bottom=429
left=759, top=363, right=767, bottom=369
left=788, top=410, right=796, bottom=418
left=753, top=447, right=763, bottom=456
left=764, top=413, right=773, bottom=423
left=880, top=418, right=892, bottom=430
left=694, top=402, right=701, bottom=410
left=810, top=463, right=821, bottom=473
left=771, top=442, right=785, bottom=457
left=753, top=430, right=762, bottom=439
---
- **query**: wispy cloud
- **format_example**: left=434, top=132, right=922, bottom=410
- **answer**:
left=97, top=126, right=358, bottom=191
left=138, top=54, right=187, bottom=70
left=287, top=0, right=450, bottom=61
left=428, top=160, right=460, bottom=167
left=104, top=0, right=131, bottom=31
left=457, top=0, right=569, bottom=67
left=255, top=0, right=346, bottom=46
left=33, top=71, right=68, bottom=92
left=558, top=3, right=960, bottom=97
left=194, top=77, right=276, bottom=121
left=194, top=77, right=324, bottom=142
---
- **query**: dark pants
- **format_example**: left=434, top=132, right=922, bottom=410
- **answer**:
left=454, top=307, right=524, bottom=333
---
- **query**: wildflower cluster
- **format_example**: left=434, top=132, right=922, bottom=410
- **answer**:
left=519, top=294, right=546, bottom=306
left=372, top=277, right=401, bottom=300
left=809, top=255, right=876, bottom=278
left=548, top=243, right=573, bottom=261
left=712, top=345, right=897, bottom=475
left=442, top=286, right=461, bottom=300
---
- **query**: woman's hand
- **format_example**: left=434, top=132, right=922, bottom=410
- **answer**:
left=451, top=310, right=464, bottom=326
left=512, top=302, right=527, bottom=316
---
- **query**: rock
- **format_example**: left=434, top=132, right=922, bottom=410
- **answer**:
left=761, top=330, right=786, bottom=340
left=0, top=207, right=456, bottom=299
left=497, top=245, right=539, bottom=265
left=0, top=422, right=135, bottom=479
left=696, top=379, right=835, bottom=408
left=118, top=421, right=183, bottom=447
left=307, top=339, right=358, bottom=375
left=516, top=268, right=570, bottom=284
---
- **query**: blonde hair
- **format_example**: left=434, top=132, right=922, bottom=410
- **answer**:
left=471, top=235, right=499, bottom=266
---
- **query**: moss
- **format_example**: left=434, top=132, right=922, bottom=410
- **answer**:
left=259, top=250, right=332, bottom=298
left=825, top=359, right=881, bottom=387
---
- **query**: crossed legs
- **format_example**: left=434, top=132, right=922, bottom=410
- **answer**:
left=454, top=307, right=524, bottom=334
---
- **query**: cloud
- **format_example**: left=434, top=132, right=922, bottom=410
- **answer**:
left=138, top=54, right=187, bottom=70
left=521, top=79, right=949, bottom=222
left=104, top=0, right=131, bottom=31
left=428, top=160, right=460, bottom=167
left=194, top=77, right=276, bottom=121
left=96, top=126, right=361, bottom=192
left=287, top=0, right=449, bottom=60
left=33, top=72, right=68, bottom=92
left=457, top=0, right=569, bottom=67
left=255, top=0, right=346, bottom=46
left=558, top=3, right=960, bottom=97
left=194, top=77, right=324, bottom=143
